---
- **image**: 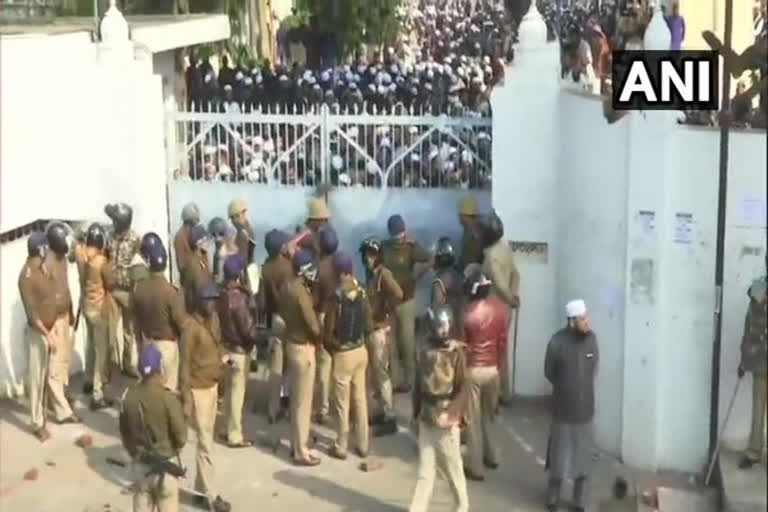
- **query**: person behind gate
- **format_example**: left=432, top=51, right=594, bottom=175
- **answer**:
left=323, top=251, right=372, bottom=460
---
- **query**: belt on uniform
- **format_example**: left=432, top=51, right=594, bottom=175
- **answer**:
left=336, top=340, right=365, bottom=352
left=423, top=392, right=454, bottom=403
left=226, top=344, right=247, bottom=354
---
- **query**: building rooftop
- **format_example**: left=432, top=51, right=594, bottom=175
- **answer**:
left=0, top=14, right=230, bottom=52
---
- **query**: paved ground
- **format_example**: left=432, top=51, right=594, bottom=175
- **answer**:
left=0, top=369, right=697, bottom=512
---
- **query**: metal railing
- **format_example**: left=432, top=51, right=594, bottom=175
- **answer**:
left=0, top=0, right=58, bottom=23
left=167, top=103, right=494, bottom=189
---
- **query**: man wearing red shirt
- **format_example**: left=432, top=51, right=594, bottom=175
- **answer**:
left=461, top=268, right=511, bottom=481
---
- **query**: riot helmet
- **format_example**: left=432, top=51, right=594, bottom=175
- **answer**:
left=208, top=217, right=231, bottom=242
left=359, top=237, right=382, bottom=270
left=27, top=231, right=48, bottom=259
left=140, top=232, right=164, bottom=261
left=427, top=304, right=454, bottom=341
left=104, top=203, right=133, bottom=233
left=319, top=225, right=339, bottom=255
left=46, top=222, right=71, bottom=256
left=463, top=268, right=492, bottom=300
left=434, top=236, right=456, bottom=268
left=264, top=229, right=291, bottom=258
left=478, top=210, right=504, bottom=247
left=85, top=223, right=106, bottom=250
left=181, top=202, right=201, bottom=225
left=292, top=249, right=317, bottom=283
left=145, top=241, right=168, bottom=272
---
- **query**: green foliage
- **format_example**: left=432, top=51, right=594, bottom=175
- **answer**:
left=297, top=0, right=403, bottom=57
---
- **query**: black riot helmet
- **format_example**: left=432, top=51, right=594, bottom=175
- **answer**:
left=478, top=210, right=504, bottom=248
left=359, top=237, right=382, bottom=268
left=434, top=236, right=456, bottom=268
left=86, top=223, right=106, bottom=250
left=46, top=222, right=71, bottom=256
left=27, top=231, right=48, bottom=259
left=463, top=268, right=493, bottom=300
left=144, top=241, right=168, bottom=272
left=104, top=203, right=133, bottom=233
left=427, top=304, right=454, bottom=341
left=207, top=217, right=230, bottom=242
left=140, top=232, right=164, bottom=260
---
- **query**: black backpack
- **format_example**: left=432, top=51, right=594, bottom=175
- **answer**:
left=335, top=288, right=365, bottom=348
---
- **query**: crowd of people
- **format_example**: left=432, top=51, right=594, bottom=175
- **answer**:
left=17, top=196, right=605, bottom=512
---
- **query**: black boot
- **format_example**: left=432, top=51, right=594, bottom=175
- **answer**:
left=738, top=455, right=759, bottom=469
left=372, top=417, right=398, bottom=437
left=82, top=382, right=93, bottom=395
left=211, top=495, right=232, bottom=512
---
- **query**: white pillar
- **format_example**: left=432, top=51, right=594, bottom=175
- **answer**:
left=490, top=1, right=560, bottom=397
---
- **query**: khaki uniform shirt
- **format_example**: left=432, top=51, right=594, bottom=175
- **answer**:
left=180, top=313, right=224, bottom=394
left=173, top=226, right=194, bottom=285
left=413, top=339, right=467, bottom=427
left=278, top=277, right=321, bottom=345
left=184, top=254, right=213, bottom=314
left=261, top=255, right=294, bottom=317
left=481, top=239, right=520, bottom=307
left=43, top=252, right=73, bottom=320
left=109, top=230, right=140, bottom=291
left=366, top=266, right=404, bottom=327
left=133, top=273, right=187, bottom=341
left=18, top=256, right=59, bottom=329
left=74, top=244, right=116, bottom=314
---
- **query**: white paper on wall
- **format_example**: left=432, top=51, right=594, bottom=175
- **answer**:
left=673, top=212, right=694, bottom=244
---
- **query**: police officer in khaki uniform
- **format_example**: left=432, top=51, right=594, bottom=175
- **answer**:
left=359, top=237, right=403, bottom=433
left=43, top=222, right=80, bottom=423
left=119, top=344, right=187, bottom=512
left=737, top=261, right=768, bottom=470
left=304, top=198, right=331, bottom=256
left=381, top=214, right=431, bottom=393
left=18, top=232, right=61, bottom=441
left=133, top=233, right=187, bottom=392
left=174, top=202, right=200, bottom=287
left=313, top=225, right=339, bottom=424
left=457, top=196, right=483, bottom=272
left=180, top=283, right=231, bottom=512
left=323, top=251, right=373, bottom=459
left=261, top=229, right=294, bottom=422
left=409, top=304, right=469, bottom=512
left=105, top=203, right=141, bottom=378
left=74, top=223, right=117, bottom=410
left=479, top=211, right=520, bottom=405
left=218, top=254, right=261, bottom=447
left=184, top=225, right=214, bottom=315
left=279, top=249, right=322, bottom=466
left=208, top=217, right=237, bottom=284
left=227, top=198, right=256, bottom=262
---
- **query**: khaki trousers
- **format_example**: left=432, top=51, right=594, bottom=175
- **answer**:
left=131, top=460, right=179, bottom=512
left=465, top=366, right=500, bottom=474
left=26, top=324, right=72, bottom=427
left=44, top=316, right=75, bottom=421
left=393, top=298, right=417, bottom=387
left=499, top=308, right=515, bottom=402
left=315, top=313, right=333, bottom=417
left=112, top=289, right=138, bottom=373
left=84, top=308, right=110, bottom=401
left=367, top=326, right=394, bottom=417
left=332, top=345, right=369, bottom=455
left=286, top=342, right=316, bottom=460
left=191, top=384, right=218, bottom=498
left=225, top=352, right=250, bottom=444
left=152, top=340, right=179, bottom=392
left=409, top=423, right=469, bottom=512
left=267, top=337, right=286, bottom=420
left=746, top=373, right=768, bottom=460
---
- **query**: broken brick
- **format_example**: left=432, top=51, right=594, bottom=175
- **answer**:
left=75, top=434, right=93, bottom=448
left=23, top=468, right=38, bottom=481
left=359, top=457, right=383, bottom=472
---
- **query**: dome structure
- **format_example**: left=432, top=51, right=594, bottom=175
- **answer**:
left=517, top=1, right=548, bottom=51
left=643, top=2, right=671, bottom=50
left=100, top=0, right=129, bottom=43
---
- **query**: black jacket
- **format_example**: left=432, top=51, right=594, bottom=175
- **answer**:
left=544, top=327, right=599, bottom=424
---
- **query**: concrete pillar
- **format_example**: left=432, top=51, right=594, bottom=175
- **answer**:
left=490, top=1, right=560, bottom=396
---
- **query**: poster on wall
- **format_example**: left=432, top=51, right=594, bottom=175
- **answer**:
left=737, top=198, right=767, bottom=228
left=673, top=212, right=694, bottom=244
left=636, top=210, right=656, bottom=236
left=509, top=241, right=549, bottom=264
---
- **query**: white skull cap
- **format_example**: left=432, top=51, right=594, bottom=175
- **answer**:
left=566, top=299, right=587, bottom=318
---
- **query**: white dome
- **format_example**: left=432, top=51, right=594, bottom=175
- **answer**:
left=100, top=0, right=129, bottom=43
left=517, top=1, right=548, bottom=50
left=643, top=4, right=671, bottom=50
